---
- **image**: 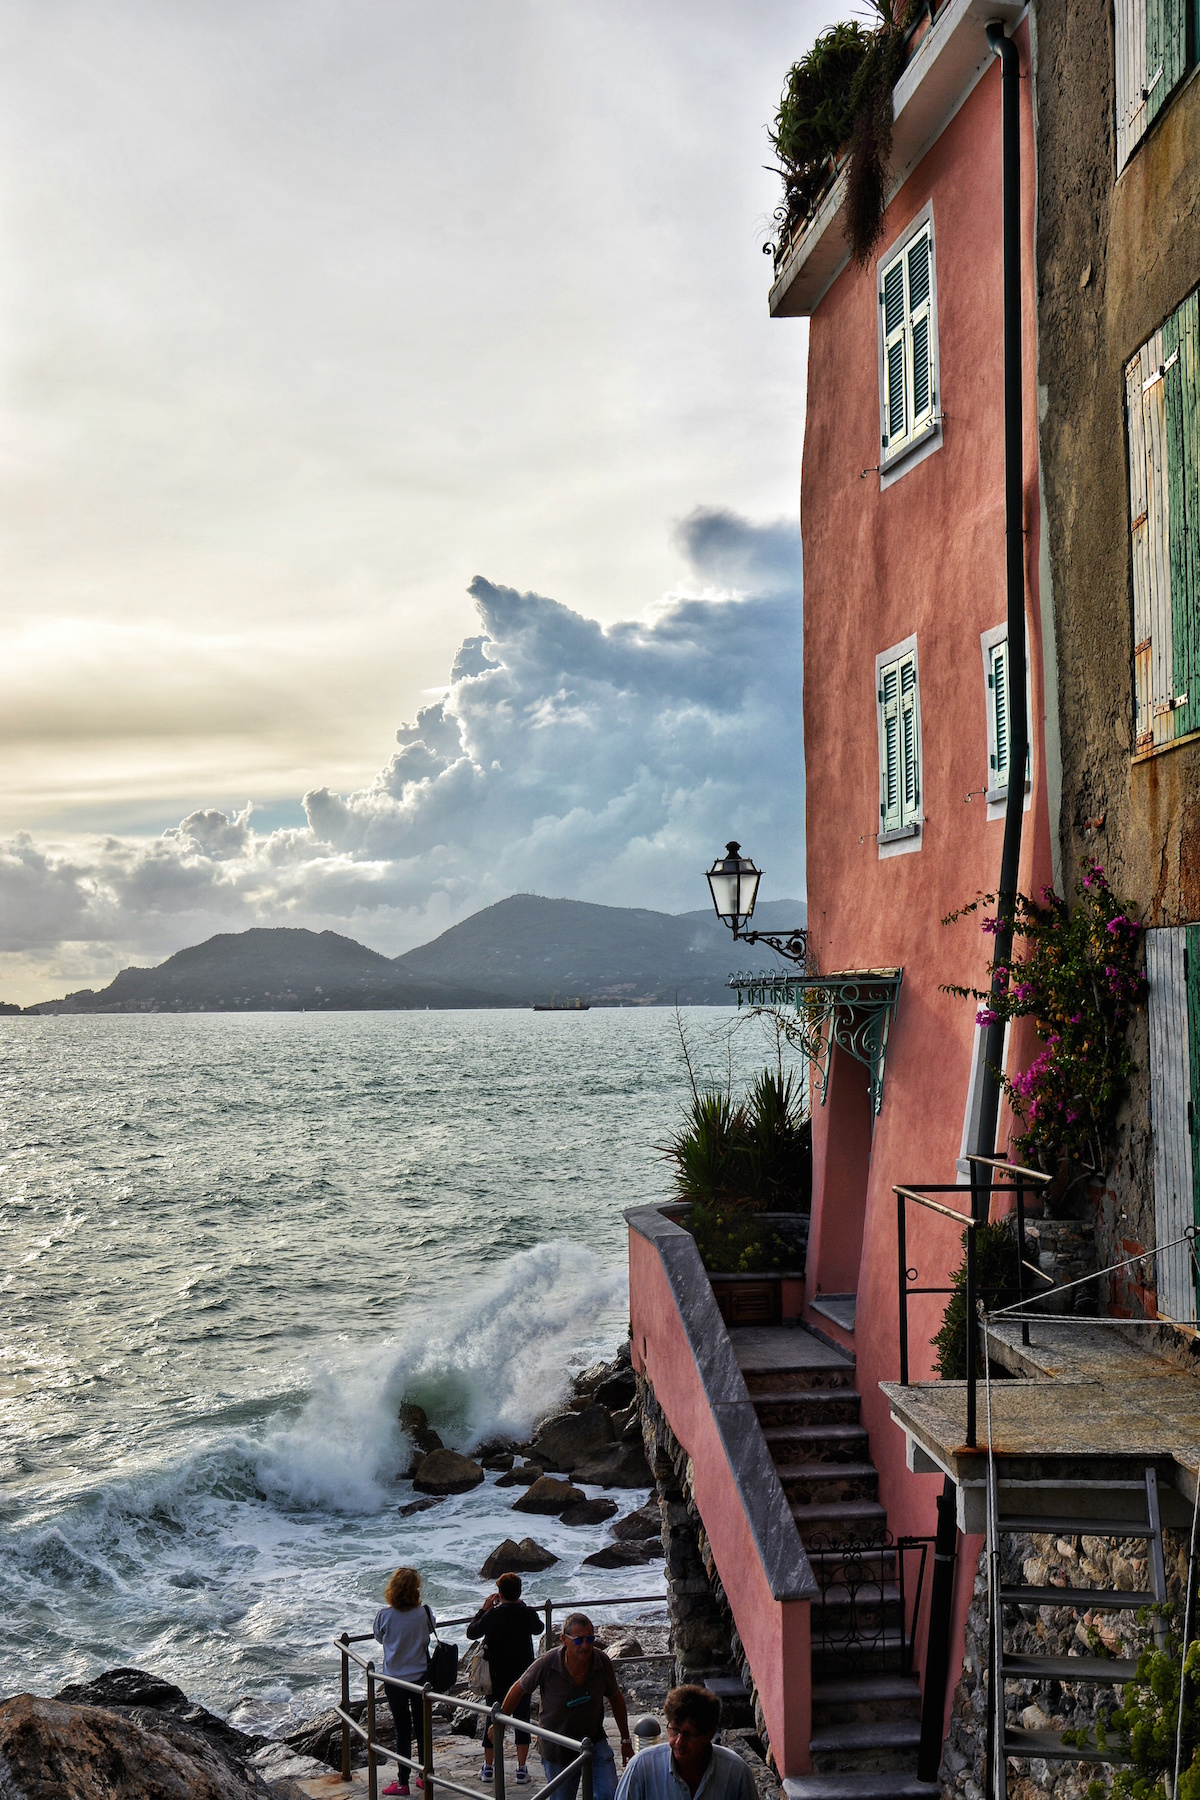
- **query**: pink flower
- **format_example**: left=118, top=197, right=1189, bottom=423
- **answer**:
left=976, top=1008, right=999, bottom=1027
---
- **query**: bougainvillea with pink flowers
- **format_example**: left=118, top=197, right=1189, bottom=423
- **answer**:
left=943, top=863, right=1146, bottom=1174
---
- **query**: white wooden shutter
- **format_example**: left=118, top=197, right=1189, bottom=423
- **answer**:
left=907, top=232, right=934, bottom=431
left=899, top=652, right=920, bottom=826
left=1115, top=0, right=1150, bottom=169
left=1127, top=326, right=1179, bottom=751
left=1146, top=927, right=1197, bottom=1322
left=880, top=659, right=902, bottom=833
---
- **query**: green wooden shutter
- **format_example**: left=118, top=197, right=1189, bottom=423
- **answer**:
left=1164, top=289, right=1200, bottom=739
left=1147, top=927, right=1198, bottom=1320
left=880, top=660, right=902, bottom=833
left=1147, top=0, right=1188, bottom=125
left=1117, top=0, right=1194, bottom=168
left=882, top=259, right=906, bottom=447
left=1188, top=928, right=1200, bottom=1289
left=908, top=232, right=933, bottom=428
left=899, top=653, right=919, bottom=827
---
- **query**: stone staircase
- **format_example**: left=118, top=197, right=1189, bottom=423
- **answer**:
left=730, top=1327, right=939, bottom=1800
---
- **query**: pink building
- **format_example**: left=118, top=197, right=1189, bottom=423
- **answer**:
left=629, top=6, right=1056, bottom=1791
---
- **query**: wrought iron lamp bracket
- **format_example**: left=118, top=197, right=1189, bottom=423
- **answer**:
left=727, top=924, right=809, bottom=967
left=727, top=967, right=903, bottom=1116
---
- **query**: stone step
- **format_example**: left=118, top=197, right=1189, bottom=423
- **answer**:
left=741, top=1366, right=857, bottom=1396
left=809, top=1718, right=922, bottom=1774
left=762, top=1423, right=870, bottom=1465
left=777, top=1462, right=880, bottom=1505
left=752, top=1391, right=862, bottom=1428
left=1004, top=1727, right=1135, bottom=1764
left=810, top=1674, right=921, bottom=1727
left=783, top=1775, right=940, bottom=1800
left=791, top=1498, right=889, bottom=1540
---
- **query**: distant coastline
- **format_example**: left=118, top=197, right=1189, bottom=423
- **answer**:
left=13, top=891, right=806, bottom=1016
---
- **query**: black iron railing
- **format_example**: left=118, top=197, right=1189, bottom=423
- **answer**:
left=807, top=1530, right=933, bottom=1673
left=895, top=1155, right=1053, bottom=1448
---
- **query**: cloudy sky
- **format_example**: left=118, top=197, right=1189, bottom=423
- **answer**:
left=0, top=1, right=827, bottom=1005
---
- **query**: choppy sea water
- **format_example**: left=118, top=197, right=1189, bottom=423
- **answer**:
left=0, top=1006, right=792, bottom=1723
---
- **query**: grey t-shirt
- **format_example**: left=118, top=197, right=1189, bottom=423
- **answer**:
left=518, top=1646, right=621, bottom=1750
left=373, top=1603, right=431, bottom=1681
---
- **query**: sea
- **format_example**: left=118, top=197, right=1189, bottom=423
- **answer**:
left=0, top=1005, right=795, bottom=1730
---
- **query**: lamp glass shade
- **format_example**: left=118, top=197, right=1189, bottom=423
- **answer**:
left=706, top=844, right=761, bottom=924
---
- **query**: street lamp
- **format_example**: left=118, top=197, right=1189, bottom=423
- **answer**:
left=705, top=840, right=808, bottom=967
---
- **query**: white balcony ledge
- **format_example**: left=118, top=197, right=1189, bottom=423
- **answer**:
left=769, top=0, right=1027, bottom=318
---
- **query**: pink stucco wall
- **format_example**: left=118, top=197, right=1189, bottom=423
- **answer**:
left=628, top=1228, right=813, bottom=1777
left=799, top=22, right=1050, bottom=1714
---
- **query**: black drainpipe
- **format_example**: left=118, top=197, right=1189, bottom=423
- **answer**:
left=917, top=25, right=1026, bottom=1783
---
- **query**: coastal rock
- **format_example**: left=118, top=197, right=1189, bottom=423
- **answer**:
left=481, top=1453, right=515, bottom=1472
left=583, top=1541, right=662, bottom=1569
left=398, top=1495, right=447, bottom=1516
left=55, top=1669, right=189, bottom=1710
left=400, top=1401, right=445, bottom=1458
left=569, top=1439, right=653, bottom=1489
left=593, top=1368, right=636, bottom=1408
left=413, top=1449, right=485, bottom=1494
left=612, top=1501, right=661, bottom=1542
left=479, top=1536, right=559, bottom=1577
left=0, top=1693, right=265, bottom=1800
left=496, top=1462, right=544, bottom=1488
left=559, top=1498, right=619, bottom=1527
left=531, top=1405, right=614, bottom=1472
left=513, top=1476, right=586, bottom=1515
left=611, top=1636, right=645, bottom=1659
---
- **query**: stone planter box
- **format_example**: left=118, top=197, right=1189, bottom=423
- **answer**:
left=660, top=1206, right=809, bottom=1328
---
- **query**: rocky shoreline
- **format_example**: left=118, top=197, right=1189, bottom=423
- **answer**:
left=0, top=1343, right=678, bottom=1800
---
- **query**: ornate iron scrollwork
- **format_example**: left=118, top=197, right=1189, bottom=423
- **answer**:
left=726, top=967, right=903, bottom=1116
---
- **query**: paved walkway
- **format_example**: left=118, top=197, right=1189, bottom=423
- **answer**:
left=728, top=1325, right=853, bottom=1376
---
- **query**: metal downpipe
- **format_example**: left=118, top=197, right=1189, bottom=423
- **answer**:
left=918, top=26, right=1026, bottom=1783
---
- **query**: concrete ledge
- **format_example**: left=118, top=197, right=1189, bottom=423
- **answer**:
left=626, top=1204, right=818, bottom=1603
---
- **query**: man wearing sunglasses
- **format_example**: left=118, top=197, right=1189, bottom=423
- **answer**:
left=502, top=1613, right=633, bottom=1800
left=614, top=1686, right=755, bottom=1800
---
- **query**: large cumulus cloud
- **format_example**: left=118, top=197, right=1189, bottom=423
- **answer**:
left=0, top=509, right=803, bottom=997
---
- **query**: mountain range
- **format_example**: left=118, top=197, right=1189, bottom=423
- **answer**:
left=21, top=893, right=808, bottom=1014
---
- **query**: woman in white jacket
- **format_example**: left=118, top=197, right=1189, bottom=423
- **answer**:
left=374, top=1566, right=432, bottom=1798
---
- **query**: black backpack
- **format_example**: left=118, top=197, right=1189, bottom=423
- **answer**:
left=425, top=1606, right=459, bottom=1694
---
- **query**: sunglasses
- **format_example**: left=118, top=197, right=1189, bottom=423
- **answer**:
left=569, top=1635, right=596, bottom=1646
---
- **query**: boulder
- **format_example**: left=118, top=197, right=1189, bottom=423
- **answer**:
left=593, top=1368, right=636, bottom=1408
left=572, top=1358, right=615, bottom=1396
left=531, top=1405, right=615, bottom=1472
left=481, top=1453, right=515, bottom=1472
left=569, top=1439, right=653, bottom=1489
left=413, top=1448, right=485, bottom=1494
left=559, top=1497, right=619, bottom=1527
left=0, top=1693, right=264, bottom=1799
left=286, top=1699, right=368, bottom=1768
left=479, top=1536, right=559, bottom=1577
left=398, top=1495, right=446, bottom=1516
left=400, top=1400, right=445, bottom=1457
left=612, top=1501, right=662, bottom=1542
left=611, top=1636, right=645, bottom=1659
left=583, top=1541, right=663, bottom=1569
left=496, top=1461, right=544, bottom=1488
left=55, top=1669, right=188, bottom=1710
left=513, top=1476, right=586, bottom=1515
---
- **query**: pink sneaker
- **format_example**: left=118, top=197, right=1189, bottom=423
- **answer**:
left=382, top=1785, right=407, bottom=1797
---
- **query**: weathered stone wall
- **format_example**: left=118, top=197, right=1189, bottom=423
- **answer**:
left=941, top=1524, right=1191, bottom=1800
left=637, top=1376, right=770, bottom=1751
left=1031, top=0, right=1200, bottom=1270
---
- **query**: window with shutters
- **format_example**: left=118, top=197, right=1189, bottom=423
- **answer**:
left=876, top=636, right=922, bottom=854
left=1114, top=0, right=1197, bottom=173
left=877, top=208, right=940, bottom=480
left=980, top=623, right=1033, bottom=807
left=1125, top=282, right=1200, bottom=758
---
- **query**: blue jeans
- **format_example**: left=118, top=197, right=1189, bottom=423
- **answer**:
left=540, top=1736, right=616, bottom=1800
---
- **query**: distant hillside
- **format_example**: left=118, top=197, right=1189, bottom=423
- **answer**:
left=21, top=895, right=807, bottom=1014
left=393, top=894, right=808, bottom=1005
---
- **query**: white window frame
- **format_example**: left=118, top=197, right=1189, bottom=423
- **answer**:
left=980, top=624, right=1033, bottom=820
left=876, top=633, right=922, bottom=858
left=957, top=1017, right=1014, bottom=1180
left=877, top=203, right=942, bottom=486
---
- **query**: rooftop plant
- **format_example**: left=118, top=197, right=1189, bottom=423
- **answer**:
left=1076, top=1633, right=1200, bottom=1800
left=942, top=863, right=1147, bottom=1182
left=770, top=0, right=921, bottom=265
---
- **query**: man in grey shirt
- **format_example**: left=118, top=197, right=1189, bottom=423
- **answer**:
left=615, top=1687, right=755, bottom=1800
left=502, top=1612, right=633, bottom=1800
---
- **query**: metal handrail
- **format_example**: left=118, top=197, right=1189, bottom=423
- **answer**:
left=895, top=1159, right=1053, bottom=1448
left=332, top=1590, right=667, bottom=1796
